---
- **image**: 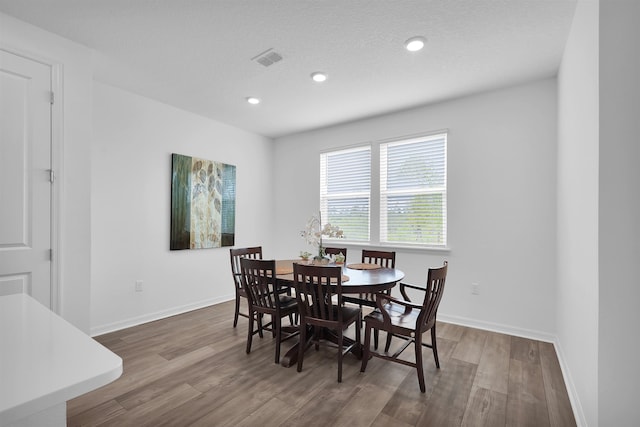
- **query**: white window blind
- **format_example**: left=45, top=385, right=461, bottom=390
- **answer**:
left=380, top=133, right=447, bottom=246
left=320, top=146, right=371, bottom=241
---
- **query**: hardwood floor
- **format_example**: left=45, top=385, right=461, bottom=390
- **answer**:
left=67, top=301, right=576, bottom=426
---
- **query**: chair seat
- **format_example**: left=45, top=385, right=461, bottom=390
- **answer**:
left=278, top=295, right=298, bottom=310
left=334, top=305, right=361, bottom=326
left=364, top=303, right=419, bottom=331
left=304, top=304, right=361, bottom=327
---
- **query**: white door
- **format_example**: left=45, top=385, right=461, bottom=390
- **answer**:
left=0, top=49, right=53, bottom=308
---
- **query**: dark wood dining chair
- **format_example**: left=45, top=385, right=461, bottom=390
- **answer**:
left=323, top=247, right=347, bottom=261
left=361, top=249, right=396, bottom=268
left=229, top=246, right=263, bottom=328
left=240, top=258, right=299, bottom=364
left=360, top=261, right=448, bottom=392
left=343, top=249, right=396, bottom=348
left=292, top=263, right=361, bottom=383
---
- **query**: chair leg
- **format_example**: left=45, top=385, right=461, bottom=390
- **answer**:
left=257, top=313, right=264, bottom=338
left=286, top=288, right=297, bottom=325
left=313, top=327, right=320, bottom=351
left=360, top=321, right=372, bottom=372
left=297, top=322, right=307, bottom=373
left=384, top=332, right=393, bottom=352
left=431, top=326, right=440, bottom=369
left=233, top=294, right=240, bottom=327
left=274, top=317, right=281, bottom=364
left=415, top=335, right=426, bottom=393
left=271, top=314, right=277, bottom=338
left=355, top=315, right=361, bottom=352
left=337, top=330, right=344, bottom=383
left=246, top=312, right=254, bottom=354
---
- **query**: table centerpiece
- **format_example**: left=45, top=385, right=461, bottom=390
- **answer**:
left=300, top=212, right=344, bottom=264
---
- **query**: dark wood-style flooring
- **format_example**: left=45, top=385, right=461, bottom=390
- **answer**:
left=67, top=301, right=577, bottom=426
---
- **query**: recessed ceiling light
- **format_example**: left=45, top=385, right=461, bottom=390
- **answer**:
left=246, top=97, right=261, bottom=105
left=404, top=36, right=426, bottom=52
left=311, top=72, right=327, bottom=83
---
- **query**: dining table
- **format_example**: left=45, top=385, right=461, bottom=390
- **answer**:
left=274, top=259, right=405, bottom=368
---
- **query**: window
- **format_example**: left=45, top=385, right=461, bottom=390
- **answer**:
left=320, top=146, right=371, bottom=241
left=320, top=132, right=447, bottom=248
left=380, top=134, right=447, bottom=246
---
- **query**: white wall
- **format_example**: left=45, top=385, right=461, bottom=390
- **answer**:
left=599, top=1, right=640, bottom=425
left=556, top=2, right=600, bottom=426
left=0, top=13, right=94, bottom=332
left=273, top=79, right=558, bottom=339
left=90, top=82, right=274, bottom=335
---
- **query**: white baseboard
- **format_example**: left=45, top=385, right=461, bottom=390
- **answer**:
left=437, top=313, right=557, bottom=343
left=438, top=313, right=586, bottom=427
left=89, top=295, right=234, bottom=337
left=551, top=339, right=588, bottom=427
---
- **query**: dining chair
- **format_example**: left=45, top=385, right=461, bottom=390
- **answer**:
left=292, top=263, right=361, bottom=383
left=323, top=247, right=347, bottom=261
left=361, top=249, right=396, bottom=268
left=360, top=261, right=448, bottom=393
left=229, top=246, right=263, bottom=328
left=343, top=249, right=396, bottom=348
left=240, top=258, right=299, bottom=364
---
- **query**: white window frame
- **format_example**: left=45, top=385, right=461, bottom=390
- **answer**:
left=320, top=145, right=372, bottom=243
left=320, top=131, right=448, bottom=250
left=380, top=133, right=448, bottom=248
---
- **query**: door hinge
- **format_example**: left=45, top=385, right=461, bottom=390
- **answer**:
left=50, top=91, right=55, bottom=105
left=49, top=169, right=55, bottom=183
left=49, top=249, right=53, bottom=261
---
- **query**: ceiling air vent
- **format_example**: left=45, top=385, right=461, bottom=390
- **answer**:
left=251, top=48, right=283, bottom=67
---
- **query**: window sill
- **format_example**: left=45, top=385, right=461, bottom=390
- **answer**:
left=326, top=240, right=451, bottom=254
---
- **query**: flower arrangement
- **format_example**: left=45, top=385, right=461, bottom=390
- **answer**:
left=300, top=212, right=344, bottom=261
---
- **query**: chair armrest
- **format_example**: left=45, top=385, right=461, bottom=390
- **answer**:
left=398, top=282, right=426, bottom=302
left=374, top=293, right=422, bottom=326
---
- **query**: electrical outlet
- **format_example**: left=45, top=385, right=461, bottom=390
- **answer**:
left=471, top=282, right=480, bottom=295
left=135, top=280, right=143, bottom=292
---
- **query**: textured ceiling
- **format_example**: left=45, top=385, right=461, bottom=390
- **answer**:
left=0, top=0, right=577, bottom=138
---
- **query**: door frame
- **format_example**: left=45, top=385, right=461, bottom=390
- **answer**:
left=1, top=45, right=62, bottom=314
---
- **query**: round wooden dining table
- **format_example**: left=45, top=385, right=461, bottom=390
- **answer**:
left=274, top=259, right=405, bottom=367
left=275, top=259, right=404, bottom=292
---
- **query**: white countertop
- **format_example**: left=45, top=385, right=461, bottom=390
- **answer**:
left=0, top=294, right=122, bottom=426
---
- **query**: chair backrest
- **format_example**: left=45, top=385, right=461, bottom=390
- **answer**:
left=362, top=249, right=396, bottom=268
left=293, top=263, right=344, bottom=326
left=240, top=258, right=280, bottom=312
left=323, top=247, right=347, bottom=259
left=230, top=246, right=263, bottom=291
left=418, top=261, right=448, bottom=330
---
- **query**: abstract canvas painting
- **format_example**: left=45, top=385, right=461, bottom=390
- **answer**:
left=170, top=153, right=236, bottom=250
